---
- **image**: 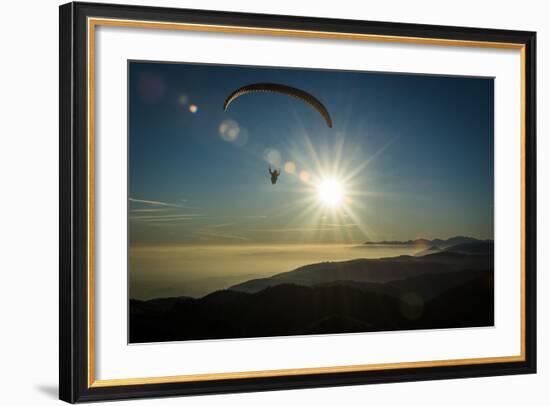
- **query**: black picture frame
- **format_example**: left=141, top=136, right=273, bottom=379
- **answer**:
left=59, top=2, right=536, bottom=403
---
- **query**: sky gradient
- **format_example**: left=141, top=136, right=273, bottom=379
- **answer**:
left=128, top=61, right=494, bottom=247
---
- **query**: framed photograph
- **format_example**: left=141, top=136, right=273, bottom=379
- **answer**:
left=59, top=2, right=536, bottom=403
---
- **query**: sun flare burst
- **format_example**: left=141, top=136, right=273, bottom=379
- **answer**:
left=260, top=128, right=391, bottom=245
left=317, top=178, right=345, bottom=208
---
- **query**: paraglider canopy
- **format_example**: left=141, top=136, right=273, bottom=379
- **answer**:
left=223, top=83, right=333, bottom=128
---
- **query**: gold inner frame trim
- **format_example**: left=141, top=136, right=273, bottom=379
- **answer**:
left=87, top=17, right=527, bottom=388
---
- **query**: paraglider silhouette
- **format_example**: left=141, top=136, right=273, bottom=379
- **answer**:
left=269, top=167, right=281, bottom=185
left=223, top=83, right=332, bottom=186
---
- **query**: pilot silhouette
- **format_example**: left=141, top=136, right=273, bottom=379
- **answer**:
left=269, top=166, right=281, bottom=185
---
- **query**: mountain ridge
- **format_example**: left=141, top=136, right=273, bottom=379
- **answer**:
left=229, top=243, right=493, bottom=295
left=130, top=240, right=494, bottom=343
left=362, top=236, right=492, bottom=247
left=130, top=271, right=493, bottom=343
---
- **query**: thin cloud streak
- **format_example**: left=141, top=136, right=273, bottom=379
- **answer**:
left=131, top=208, right=170, bottom=213
left=131, top=214, right=204, bottom=222
left=195, top=231, right=248, bottom=241
left=256, top=224, right=358, bottom=233
left=129, top=197, right=181, bottom=208
left=205, top=223, right=235, bottom=229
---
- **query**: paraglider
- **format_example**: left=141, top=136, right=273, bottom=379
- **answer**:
left=223, top=83, right=333, bottom=128
left=223, top=83, right=332, bottom=185
left=269, top=167, right=281, bottom=185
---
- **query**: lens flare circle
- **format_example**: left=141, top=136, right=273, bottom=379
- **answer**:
left=178, top=94, right=189, bottom=106
left=284, top=161, right=296, bottom=174
left=219, top=119, right=240, bottom=141
left=264, top=148, right=282, bottom=167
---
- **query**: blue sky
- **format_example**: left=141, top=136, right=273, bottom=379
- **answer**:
left=128, top=61, right=494, bottom=246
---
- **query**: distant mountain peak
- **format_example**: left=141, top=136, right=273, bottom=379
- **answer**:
left=363, top=236, right=491, bottom=248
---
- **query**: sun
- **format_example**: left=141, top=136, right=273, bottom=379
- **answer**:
left=317, top=178, right=345, bottom=208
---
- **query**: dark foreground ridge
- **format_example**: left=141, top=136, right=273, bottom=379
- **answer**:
left=130, top=242, right=494, bottom=343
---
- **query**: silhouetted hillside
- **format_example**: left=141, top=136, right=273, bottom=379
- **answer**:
left=130, top=247, right=494, bottom=343
left=444, top=241, right=493, bottom=254
left=318, top=269, right=490, bottom=301
left=414, top=245, right=442, bottom=256
left=229, top=250, right=492, bottom=294
left=130, top=296, right=192, bottom=315
left=130, top=270, right=493, bottom=343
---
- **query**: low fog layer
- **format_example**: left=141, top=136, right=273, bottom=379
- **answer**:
left=129, top=244, right=418, bottom=299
